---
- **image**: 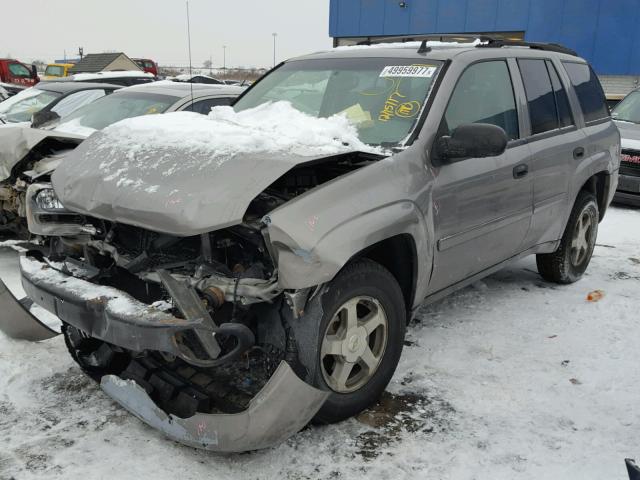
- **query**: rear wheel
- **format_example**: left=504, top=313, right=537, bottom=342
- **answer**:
left=536, top=190, right=599, bottom=284
left=311, top=259, right=406, bottom=424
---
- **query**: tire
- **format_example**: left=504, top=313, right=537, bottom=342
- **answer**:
left=310, top=259, right=406, bottom=424
left=62, top=323, right=130, bottom=381
left=536, top=190, right=599, bottom=284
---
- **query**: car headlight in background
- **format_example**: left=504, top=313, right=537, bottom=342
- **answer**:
left=34, top=188, right=65, bottom=211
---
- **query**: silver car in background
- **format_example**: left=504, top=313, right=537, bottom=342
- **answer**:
left=0, top=82, right=243, bottom=235
left=612, top=89, right=640, bottom=206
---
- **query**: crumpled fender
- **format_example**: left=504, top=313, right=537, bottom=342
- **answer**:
left=101, top=361, right=329, bottom=452
left=0, top=125, right=83, bottom=182
left=266, top=149, right=434, bottom=303
left=0, top=277, right=59, bottom=341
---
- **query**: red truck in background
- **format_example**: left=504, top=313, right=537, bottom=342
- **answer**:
left=132, top=58, right=158, bottom=77
left=0, top=58, right=39, bottom=96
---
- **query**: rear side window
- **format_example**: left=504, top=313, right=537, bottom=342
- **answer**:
left=444, top=60, right=519, bottom=140
left=518, top=59, right=558, bottom=135
left=546, top=60, right=574, bottom=128
left=562, top=62, right=608, bottom=123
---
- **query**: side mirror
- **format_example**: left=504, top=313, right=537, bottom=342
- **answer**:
left=433, top=123, right=508, bottom=165
left=32, top=110, right=60, bottom=129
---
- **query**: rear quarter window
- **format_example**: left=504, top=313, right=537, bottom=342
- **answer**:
left=562, top=62, right=608, bottom=123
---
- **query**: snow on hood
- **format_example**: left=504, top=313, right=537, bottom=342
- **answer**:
left=92, top=101, right=379, bottom=160
left=52, top=101, right=384, bottom=236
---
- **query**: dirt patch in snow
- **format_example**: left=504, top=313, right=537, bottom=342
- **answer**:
left=355, top=385, right=456, bottom=460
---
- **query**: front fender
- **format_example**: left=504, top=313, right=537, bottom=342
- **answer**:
left=269, top=200, right=427, bottom=289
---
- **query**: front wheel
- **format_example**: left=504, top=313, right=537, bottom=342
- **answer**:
left=536, top=190, right=599, bottom=284
left=310, top=259, right=406, bottom=424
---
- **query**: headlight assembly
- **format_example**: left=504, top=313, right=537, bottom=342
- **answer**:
left=34, top=188, right=65, bottom=211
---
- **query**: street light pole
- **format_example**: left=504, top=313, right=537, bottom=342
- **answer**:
left=272, top=33, right=277, bottom=68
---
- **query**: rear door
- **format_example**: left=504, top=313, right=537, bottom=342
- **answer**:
left=517, top=58, right=585, bottom=247
left=428, top=59, right=534, bottom=294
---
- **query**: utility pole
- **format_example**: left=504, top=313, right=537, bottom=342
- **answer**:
left=209, top=54, right=212, bottom=75
left=272, top=33, right=277, bottom=67
left=78, top=47, right=84, bottom=60
left=223, top=45, right=227, bottom=76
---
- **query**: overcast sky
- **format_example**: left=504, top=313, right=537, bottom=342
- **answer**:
left=5, top=0, right=332, bottom=68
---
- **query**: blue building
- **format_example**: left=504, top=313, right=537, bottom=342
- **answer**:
left=329, top=0, right=640, bottom=97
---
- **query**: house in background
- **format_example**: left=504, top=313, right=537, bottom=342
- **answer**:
left=329, top=0, right=640, bottom=102
left=69, top=53, right=142, bottom=74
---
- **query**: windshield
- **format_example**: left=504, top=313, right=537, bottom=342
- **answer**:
left=234, top=58, right=442, bottom=146
left=612, top=91, right=640, bottom=124
left=52, top=91, right=177, bottom=135
left=0, top=88, right=61, bottom=123
left=45, top=65, right=64, bottom=77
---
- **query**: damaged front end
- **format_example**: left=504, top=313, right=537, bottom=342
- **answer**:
left=0, top=126, right=83, bottom=236
left=9, top=174, right=350, bottom=451
left=2, top=114, right=388, bottom=450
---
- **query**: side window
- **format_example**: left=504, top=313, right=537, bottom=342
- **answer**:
left=9, top=63, right=31, bottom=78
left=546, top=60, right=574, bottom=128
left=562, top=62, right=609, bottom=123
left=51, top=90, right=106, bottom=118
left=190, top=97, right=234, bottom=115
left=444, top=61, right=519, bottom=140
left=518, top=59, right=558, bottom=135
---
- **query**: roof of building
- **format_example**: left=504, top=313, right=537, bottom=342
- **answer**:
left=70, top=53, right=128, bottom=74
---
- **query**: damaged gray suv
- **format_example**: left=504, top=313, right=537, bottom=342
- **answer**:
left=1, top=37, right=620, bottom=452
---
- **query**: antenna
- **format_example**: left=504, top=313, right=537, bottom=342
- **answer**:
left=186, top=1, right=194, bottom=111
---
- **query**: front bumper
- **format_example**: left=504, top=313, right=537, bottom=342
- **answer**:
left=19, top=254, right=209, bottom=358
left=0, top=277, right=59, bottom=341
left=101, top=361, right=329, bottom=452
left=4, top=254, right=330, bottom=452
left=614, top=173, right=640, bottom=207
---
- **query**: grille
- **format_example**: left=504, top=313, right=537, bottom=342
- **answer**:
left=621, top=149, right=640, bottom=177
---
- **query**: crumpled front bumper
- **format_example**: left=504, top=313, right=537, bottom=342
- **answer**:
left=1, top=254, right=330, bottom=452
left=0, top=277, right=59, bottom=341
left=18, top=254, right=213, bottom=359
left=102, top=361, right=329, bottom=452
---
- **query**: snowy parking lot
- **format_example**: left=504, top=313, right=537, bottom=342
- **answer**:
left=0, top=205, right=638, bottom=480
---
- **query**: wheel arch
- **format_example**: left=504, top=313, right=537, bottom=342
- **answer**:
left=579, top=170, right=612, bottom=222
left=351, top=233, right=418, bottom=323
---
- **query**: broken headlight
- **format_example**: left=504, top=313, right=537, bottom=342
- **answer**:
left=34, top=188, right=65, bottom=211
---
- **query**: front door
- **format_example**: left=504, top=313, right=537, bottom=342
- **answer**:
left=428, top=59, right=534, bottom=294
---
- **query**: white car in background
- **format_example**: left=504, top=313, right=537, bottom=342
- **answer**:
left=0, top=82, right=243, bottom=236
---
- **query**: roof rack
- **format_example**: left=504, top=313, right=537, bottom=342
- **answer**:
left=356, top=34, right=491, bottom=53
left=355, top=34, right=578, bottom=57
left=477, top=38, right=578, bottom=57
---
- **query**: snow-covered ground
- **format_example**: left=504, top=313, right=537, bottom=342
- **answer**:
left=0, top=205, right=638, bottom=480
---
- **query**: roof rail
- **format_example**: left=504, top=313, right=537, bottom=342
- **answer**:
left=356, top=34, right=491, bottom=53
left=477, top=38, right=578, bottom=57
left=355, top=34, right=578, bottom=57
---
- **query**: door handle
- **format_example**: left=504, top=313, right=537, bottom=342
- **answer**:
left=513, top=164, right=529, bottom=179
left=573, top=147, right=585, bottom=160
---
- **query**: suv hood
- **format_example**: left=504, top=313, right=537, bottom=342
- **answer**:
left=615, top=120, right=640, bottom=149
left=52, top=131, right=362, bottom=236
left=0, top=124, right=85, bottom=182
left=52, top=104, right=380, bottom=236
